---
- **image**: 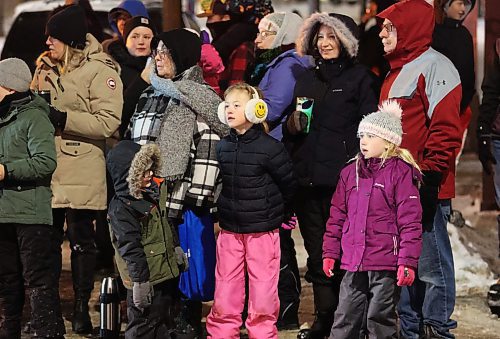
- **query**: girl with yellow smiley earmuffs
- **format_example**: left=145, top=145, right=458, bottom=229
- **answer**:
left=206, top=82, right=298, bottom=338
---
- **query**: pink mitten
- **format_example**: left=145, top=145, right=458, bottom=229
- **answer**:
left=281, top=215, right=298, bottom=230
left=323, top=258, right=336, bottom=277
left=397, top=265, right=416, bottom=286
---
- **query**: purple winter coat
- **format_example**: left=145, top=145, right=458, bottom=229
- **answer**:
left=323, top=156, right=422, bottom=272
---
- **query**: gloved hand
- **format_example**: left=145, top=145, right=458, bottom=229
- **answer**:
left=397, top=265, right=416, bottom=286
left=281, top=214, right=298, bottom=230
left=286, top=110, right=309, bottom=135
left=478, top=137, right=496, bottom=175
left=141, top=57, right=155, bottom=84
left=322, top=258, right=335, bottom=278
left=48, top=106, right=67, bottom=131
left=174, top=246, right=189, bottom=272
left=420, top=171, right=442, bottom=229
left=132, top=281, right=153, bottom=311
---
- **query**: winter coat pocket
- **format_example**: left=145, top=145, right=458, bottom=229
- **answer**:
left=144, top=241, right=167, bottom=282
left=60, top=141, right=93, bottom=157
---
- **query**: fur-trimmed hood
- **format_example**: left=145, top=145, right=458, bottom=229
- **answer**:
left=296, top=12, right=359, bottom=59
left=107, top=140, right=162, bottom=199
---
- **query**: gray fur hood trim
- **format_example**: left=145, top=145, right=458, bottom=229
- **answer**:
left=127, top=143, right=161, bottom=199
left=296, top=12, right=358, bottom=58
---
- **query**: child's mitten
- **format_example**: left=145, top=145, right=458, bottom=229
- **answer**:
left=132, top=281, right=153, bottom=311
left=397, top=265, right=416, bottom=286
left=322, top=258, right=336, bottom=277
left=175, top=246, right=189, bottom=272
left=281, top=215, right=298, bottom=230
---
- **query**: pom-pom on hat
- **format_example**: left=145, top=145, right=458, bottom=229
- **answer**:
left=358, top=100, right=403, bottom=146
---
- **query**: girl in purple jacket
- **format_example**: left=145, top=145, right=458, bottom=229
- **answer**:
left=322, top=100, right=423, bottom=338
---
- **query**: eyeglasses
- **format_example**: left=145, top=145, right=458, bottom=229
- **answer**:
left=257, top=30, right=277, bottom=39
left=152, top=48, right=170, bottom=59
left=381, top=23, right=395, bottom=33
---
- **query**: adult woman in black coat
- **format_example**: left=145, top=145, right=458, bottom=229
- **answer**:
left=284, top=12, right=379, bottom=338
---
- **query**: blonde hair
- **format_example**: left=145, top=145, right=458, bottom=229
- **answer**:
left=354, top=141, right=421, bottom=189
left=223, top=82, right=268, bottom=133
left=224, top=82, right=264, bottom=101
left=381, top=142, right=421, bottom=172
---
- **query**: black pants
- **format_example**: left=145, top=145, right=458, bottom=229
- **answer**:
left=278, top=227, right=301, bottom=324
left=126, top=279, right=177, bottom=339
left=0, top=223, right=65, bottom=338
left=295, top=186, right=342, bottom=335
left=53, top=208, right=97, bottom=299
left=330, top=271, right=399, bottom=339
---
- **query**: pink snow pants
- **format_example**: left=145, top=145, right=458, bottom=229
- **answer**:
left=206, top=228, right=280, bottom=339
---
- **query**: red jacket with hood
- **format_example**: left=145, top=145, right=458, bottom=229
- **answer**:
left=377, top=0, right=462, bottom=199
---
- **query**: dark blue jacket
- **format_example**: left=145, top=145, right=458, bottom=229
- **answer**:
left=216, top=127, right=297, bottom=233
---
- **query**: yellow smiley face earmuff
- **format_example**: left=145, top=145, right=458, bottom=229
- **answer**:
left=217, top=86, right=268, bottom=125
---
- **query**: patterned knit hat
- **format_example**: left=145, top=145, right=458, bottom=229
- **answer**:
left=358, top=100, right=403, bottom=146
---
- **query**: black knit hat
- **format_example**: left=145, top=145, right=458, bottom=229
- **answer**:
left=151, top=29, right=201, bottom=75
left=46, top=5, right=88, bottom=50
left=123, top=16, right=155, bottom=42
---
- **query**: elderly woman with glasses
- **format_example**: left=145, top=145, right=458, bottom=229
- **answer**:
left=122, top=29, right=228, bottom=337
left=283, top=12, right=379, bottom=339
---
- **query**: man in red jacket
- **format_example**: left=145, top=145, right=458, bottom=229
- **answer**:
left=377, top=0, right=462, bottom=338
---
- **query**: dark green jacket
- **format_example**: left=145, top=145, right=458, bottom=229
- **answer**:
left=0, top=92, right=56, bottom=225
left=106, top=141, right=179, bottom=289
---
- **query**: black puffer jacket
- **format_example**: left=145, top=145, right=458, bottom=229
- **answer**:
left=216, top=127, right=297, bottom=233
left=107, top=39, right=148, bottom=92
left=432, top=0, right=476, bottom=111
left=285, top=13, right=379, bottom=188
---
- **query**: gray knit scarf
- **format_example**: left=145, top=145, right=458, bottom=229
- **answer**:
left=150, top=70, right=195, bottom=181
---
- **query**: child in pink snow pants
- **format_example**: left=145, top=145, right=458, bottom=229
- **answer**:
left=206, top=83, right=297, bottom=338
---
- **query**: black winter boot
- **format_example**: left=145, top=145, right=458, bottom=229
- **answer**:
left=71, top=250, right=95, bottom=334
left=297, top=283, right=340, bottom=339
left=72, top=298, right=92, bottom=334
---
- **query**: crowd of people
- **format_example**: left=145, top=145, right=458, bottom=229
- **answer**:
left=0, top=0, right=496, bottom=338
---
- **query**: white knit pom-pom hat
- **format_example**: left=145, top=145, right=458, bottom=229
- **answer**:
left=357, top=100, right=403, bottom=146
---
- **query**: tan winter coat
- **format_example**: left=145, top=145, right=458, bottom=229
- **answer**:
left=31, top=34, right=123, bottom=210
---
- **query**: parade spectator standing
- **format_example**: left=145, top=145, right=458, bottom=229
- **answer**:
left=126, top=29, right=227, bottom=337
left=198, top=0, right=273, bottom=91
left=477, top=38, right=500, bottom=255
left=206, top=83, right=297, bottom=338
left=109, top=15, right=155, bottom=139
left=357, top=0, right=396, bottom=82
left=106, top=141, right=186, bottom=338
left=109, top=16, right=155, bottom=91
left=31, top=5, right=123, bottom=334
left=102, top=0, right=150, bottom=52
left=285, top=12, right=379, bottom=338
left=324, top=100, right=422, bottom=338
left=433, top=0, right=476, bottom=148
left=0, top=58, right=65, bottom=339
left=249, top=11, right=311, bottom=329
left=376, top=0, right=463, bottom=337
left=477, top=37, right=500, bottom=318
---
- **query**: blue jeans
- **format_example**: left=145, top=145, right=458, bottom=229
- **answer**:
left=398, top=199, right=456, bottom=338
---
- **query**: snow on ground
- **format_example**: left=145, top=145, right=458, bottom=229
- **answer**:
left=449, top=223, right=495, bottom=296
